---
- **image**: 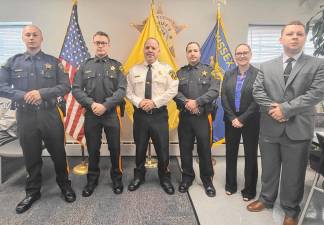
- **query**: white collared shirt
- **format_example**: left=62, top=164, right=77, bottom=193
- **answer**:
left=126, top=60, right=179, bottom=108
left=282, top=51, right=303, bottom=71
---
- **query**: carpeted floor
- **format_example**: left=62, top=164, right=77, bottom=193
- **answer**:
left=0, top=157, right=198, bottom=225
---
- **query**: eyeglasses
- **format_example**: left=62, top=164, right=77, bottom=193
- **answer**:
left=235, top=51, right=250, bottom=56
left=94, top=41, right=109, bottom=46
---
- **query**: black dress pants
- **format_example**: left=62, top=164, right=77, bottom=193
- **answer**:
left=17, top=108, right=70, bottom=195
left=84, top=111, right=122, bottom=183
left=132, top=109, right=170, bottom=181
left=224, top=115, right=259, bottom=197
left=178, top=112, right=214, bottom=185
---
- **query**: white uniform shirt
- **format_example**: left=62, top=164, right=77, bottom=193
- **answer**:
left=126, top=60, right=179, bottom=108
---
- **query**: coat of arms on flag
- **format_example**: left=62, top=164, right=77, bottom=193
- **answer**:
left=131, top=2, right=186, bottom=57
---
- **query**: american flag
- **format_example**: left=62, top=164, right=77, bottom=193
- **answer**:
left=59, top=3, right=90, bottom=145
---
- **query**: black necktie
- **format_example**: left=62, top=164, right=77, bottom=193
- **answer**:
left=144, top=64, right=152, bottom=99
left=283, top=58, right=294, bottom=84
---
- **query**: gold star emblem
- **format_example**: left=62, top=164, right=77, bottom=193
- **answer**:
left=131, top=3, right=186, bottom=57
left=110, top=66, right=115, bottom=71
left=202, top=71, right=207, bottom=77
left=45, top=63, right=53, bottom=70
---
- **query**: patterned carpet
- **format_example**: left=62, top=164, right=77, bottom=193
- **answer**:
left=0, top=157, right=198, bottom=225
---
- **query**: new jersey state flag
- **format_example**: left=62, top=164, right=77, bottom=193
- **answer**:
left=200, top=6, right=235, bottom=144
left=123, top=2, right=179, bottom=129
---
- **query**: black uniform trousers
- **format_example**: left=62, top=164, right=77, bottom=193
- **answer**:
left=84, top=111, right=122, bottom=184
left=133, top=108, right=170, bottom=182
left=16, top=107, right=69, bottom=195
left=178, top=111, right=214, bottom=185
left=224, top=114, right=259, bottom=198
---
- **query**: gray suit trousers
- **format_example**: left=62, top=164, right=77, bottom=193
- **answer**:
left=258, top=133, right=311, bottom=218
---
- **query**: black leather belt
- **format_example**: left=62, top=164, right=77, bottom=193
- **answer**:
left=135, top=106, right=167, bottom=115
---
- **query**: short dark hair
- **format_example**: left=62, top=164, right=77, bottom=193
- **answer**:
left=235, top=43, right=251, bottom=53
left=281, top=20, right=306, bottom=36
left=186, top=41, right=200, bottom=52
left=93, top=31, right=110, bottom=43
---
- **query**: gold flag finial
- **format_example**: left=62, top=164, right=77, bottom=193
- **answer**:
left=72, top=0, right=78, bottom=5
left=213, top=0, right=226, bottom=6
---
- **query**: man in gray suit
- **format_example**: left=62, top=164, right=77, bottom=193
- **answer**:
left=247, top=20, right=324, bottom=225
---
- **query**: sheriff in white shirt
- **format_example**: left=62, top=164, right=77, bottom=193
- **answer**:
left=126, top=37, right=178, bottom=195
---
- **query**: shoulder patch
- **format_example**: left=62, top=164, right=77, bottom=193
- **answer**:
left=119, top=65, right=124, bottom=73
left=169, top=70, right=178, bottom=80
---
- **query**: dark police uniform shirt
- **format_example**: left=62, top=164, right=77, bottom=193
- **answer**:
left=72, top=56, right=126, bottom=111
left=0, top=51, right=70, bottom=107
left=175, top=62, right=220, bottom=114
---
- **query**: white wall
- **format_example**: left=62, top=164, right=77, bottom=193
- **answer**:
left=1, top=0, right=323, bottom=65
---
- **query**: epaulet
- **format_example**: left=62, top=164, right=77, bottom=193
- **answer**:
left=85, top=57, right=94, bottom=63
left=180, top=65, right=188, bottom=70
left=40, top=52, right=58, bottom=63
left=10, top=53, right=24, bottom=61
left=201, top=63, right=213, bottom=69
left=109, top=58, right=122, bottom=65
left=2, top=53, right=24, bottom=66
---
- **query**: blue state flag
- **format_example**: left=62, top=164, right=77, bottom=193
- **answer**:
left=200, top=7, right=235, bottom=144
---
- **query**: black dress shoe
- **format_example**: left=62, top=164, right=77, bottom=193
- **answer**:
left=178, top=181, right=192, bottom=193
left=113, top=180, right=124, bottom=194
left=128, top=178, right=144, bottom=191
left=82, top=183, right=97, bottom=197
left=203, top=183, right=216, bottom=197
left=161, top=180, right=175, bottom=195
left=16, top=192, right=41, bottom=214
left=61, top=185, right=76, bottom=203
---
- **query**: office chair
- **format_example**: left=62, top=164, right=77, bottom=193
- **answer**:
left=298, top=133, right=324, bottom=225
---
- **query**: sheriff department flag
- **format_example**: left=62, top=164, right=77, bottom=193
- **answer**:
left=123, top=2, right=179, bottom=129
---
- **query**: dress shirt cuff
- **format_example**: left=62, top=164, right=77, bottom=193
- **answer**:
left=196, top=98, right=204, bottom=106
left=280, top=102, right=290, bottom=119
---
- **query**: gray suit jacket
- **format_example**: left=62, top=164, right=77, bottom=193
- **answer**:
left=253, top=53, right=324, bottom=140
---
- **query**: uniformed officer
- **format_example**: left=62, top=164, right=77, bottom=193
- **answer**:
left=126, top=37, right=179, bottom=195
left=0, top=25, right=76, bottom=214
left=174, top=41, right=220, bottom=197
left=72, top=31, right=126, bottom=196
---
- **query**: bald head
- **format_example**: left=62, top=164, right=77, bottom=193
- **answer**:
left=22, top=25, right=43, bottom=54
left=144, top=38, right=160, bottom=64
left=144, top=37, right=160, bottom=47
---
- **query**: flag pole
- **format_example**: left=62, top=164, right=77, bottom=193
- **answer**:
left=73, top=144, right=88, bottom=175
left=60, top=0, right=88, bottom=175
left=70, top=0, right=89, bottom=175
